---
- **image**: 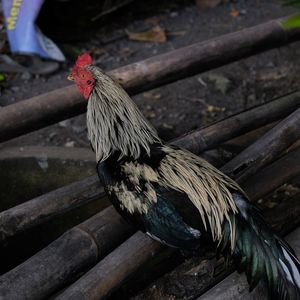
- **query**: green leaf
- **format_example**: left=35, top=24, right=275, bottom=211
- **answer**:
left=281, top=13, right=300, bottom=30
left=0, top=73, right=5, bottom=82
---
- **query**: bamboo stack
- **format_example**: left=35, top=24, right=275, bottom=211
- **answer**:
left=0, top=14, right=299, bottom=300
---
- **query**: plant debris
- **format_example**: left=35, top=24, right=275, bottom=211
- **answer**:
left=275, top=184, right=300, bottom=197
left=255, top=67, right=289, bottom=81
left=126, top=26, right=167, bottom=43
left=89, top=46, right=106, bottom=60
left=207, top=73, right=231, bottom=95
left=167, top=30, right=187, bottom=37
left=146, top=111, right=156, bottom=119
left=230, top=6, right=240, bottom=17
left=195, top=0, right=222, bottom=10
left=206, top=104, right=226, bottom=113
left=0, top=72, right=5, bottom=82
left=143, top=91, right=162, bottom=100
left=144, top=16, right=165, bottom=26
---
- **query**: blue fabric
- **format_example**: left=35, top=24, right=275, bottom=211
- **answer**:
left=3, top=0, right=65, bottom=61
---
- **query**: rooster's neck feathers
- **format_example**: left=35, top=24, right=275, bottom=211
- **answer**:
left=86, top=66, right=161, bottom=162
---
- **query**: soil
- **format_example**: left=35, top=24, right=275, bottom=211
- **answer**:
left=0, top=0, right=299, bottom=150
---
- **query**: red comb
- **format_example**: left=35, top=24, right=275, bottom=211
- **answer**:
left=76, top=53, right=93, bottom=68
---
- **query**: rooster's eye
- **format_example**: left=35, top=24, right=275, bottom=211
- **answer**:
left=80, top=73, right=86, bottom=79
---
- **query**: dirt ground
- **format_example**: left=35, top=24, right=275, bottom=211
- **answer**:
left=0, top=0, right=299, bottom=150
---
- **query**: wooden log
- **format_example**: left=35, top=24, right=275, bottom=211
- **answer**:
left=0, top=127, right=297, bottom=300
left=222, top=108, right=300, bottom=183
left=76, top=206, right=134, bottom=256
left=0, top=228, right=99, bottom=300
left=0, top=97, right=287, bottom=244
left=198, top=226, right=300, bottom=300
left=190, top=123, right=278, bottom=168
left=172, top=93, right=298, bottom=153
left=56, top=232, right=162, bottom=300
left=220, top=122, right=277, bottom=154
left=0, top=176, right=105, bottom=243
left=55, top=150, right=300, bottom=300
left=0, top=108, right=298, bottom=299
left=264, top=188, right=300, bottom=234
left=243, top=146, right=300, bottom=200
left=0, top=206, right=133, bottom=300
left=109, top=17, right=300, bottom=95
left=0, top=15, right=300, bottom=143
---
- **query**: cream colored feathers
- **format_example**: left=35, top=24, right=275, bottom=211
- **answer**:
left=86, top=66, right=160, bottom=162
left=158, top=146, right=241, bottom=248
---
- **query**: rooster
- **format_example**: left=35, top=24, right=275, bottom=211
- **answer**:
left=68, top=53, right=300, bottom=300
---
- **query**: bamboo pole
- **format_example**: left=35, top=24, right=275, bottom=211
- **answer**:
left=0, top=105, right=298, bottom=299
left=222, top=108, right=300, bottom=182
left=0, top=95, right=295, bottom=244
left=55, top=148, right=300, bottom=300
left=56, top=232, right=162, bottom=300
left=1, top=127, right=298, bottom=299
left=220, top=122, right=277, bottom=153
left=0, top=15, right=300, bottom=143
left=243, top=146, right=300, bottom=200
left=0, top=176, right=105, bottom=243
left=0, top=206, right=134, bottom=300
left=172, top=93, right=299, bottom=153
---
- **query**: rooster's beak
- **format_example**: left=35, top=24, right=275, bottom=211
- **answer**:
left=67, top=74, right=75, bottom=81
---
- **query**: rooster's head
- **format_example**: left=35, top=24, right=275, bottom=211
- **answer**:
left=68, top=53, right=95, bottom=100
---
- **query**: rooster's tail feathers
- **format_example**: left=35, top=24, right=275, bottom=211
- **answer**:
left=220, top=193, right=300, bottom=300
